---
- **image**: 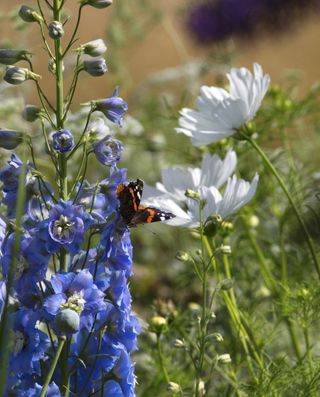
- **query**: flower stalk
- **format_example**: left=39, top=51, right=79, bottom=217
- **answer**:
left=39, top=337, right=66, bottom=397
left=240, top=129, right=320, bottom=278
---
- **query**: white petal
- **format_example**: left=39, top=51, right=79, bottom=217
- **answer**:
left=200, top=149, right=237, bottom=189
left=217, top=174, right=259, bottom=218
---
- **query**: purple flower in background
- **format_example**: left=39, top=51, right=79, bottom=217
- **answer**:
left=52, top=129, right=75, bottom=153
left=93, top=135, right=124, bottom=166
left=186, top=0, right=320, bottom=44
left=92, top=87, right=128, bottom=127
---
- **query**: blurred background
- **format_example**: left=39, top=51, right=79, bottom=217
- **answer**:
left=1, top=0, right=320, bottom=104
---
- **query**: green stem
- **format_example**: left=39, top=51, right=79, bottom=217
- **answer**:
left=173, top=323, right=242, bottom=394
left=156, top=334, right=170, bottom=383
left=53, top=2, right=70, bottom=395
left=303, top=327, right=313, bottom=376
left=242, top=132, right=320, bottom=279
left=40, top=337, right=66, bottom=397
left=204, top=236, right=261, bottom=381
left=242, top=218, right=302, bottom=360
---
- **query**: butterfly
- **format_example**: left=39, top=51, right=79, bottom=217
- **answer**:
left=116, top=179, right=175, bottom=227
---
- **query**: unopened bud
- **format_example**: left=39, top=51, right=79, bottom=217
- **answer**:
left=188, top=302, right=201, bottom=312
left=149, top=316, right=168, bottom=334
left=48, top=58, right=65, bottom=75
left=83, top=58, right=107, bottom=77
left=213, top=332, right=223, bottom=342
left=0, top=49, right=30, bottom=65
left=172, top=339, right=185, bottom=348
left=4, top=66, right=41, bottom=85
left=248, top=215, right=259, bottom=228
left=0, top=129, right=24, bottom=150
left=218, top=278, right=234, bottom=291
left=79, top=39, right=107, bottom=57
left=220, top=244, right=232, bottom=255
left=185, top=189, right=200, bottom=200
left=175, top=251, right=192, bottom=262
left=209, top=311, right=216, bottom=321
left=204, top=214, right=222, bottom=237
left=81, top=0, right=113, bottom=8
left=48, top=21, right=64, bottom=40
left=19, top=5, right=43, bottom=23
left=167, top=382, right=182, bottom=393
left=220, top=221, right=234, bottom=237
left=54, top=308, right=80, bottom=334
left=22, top=105, right=42, bottom=122
left=218, top=353, right=232, bottom=364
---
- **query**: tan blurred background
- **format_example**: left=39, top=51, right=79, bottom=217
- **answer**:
left=0, top=0, right=319, bottom=106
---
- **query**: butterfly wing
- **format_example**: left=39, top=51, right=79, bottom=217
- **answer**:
left=129, top=205, right=175, bottom=226
left=116, top=179, right=144, bottom=224
left=117, top=179, right=175, bottom=226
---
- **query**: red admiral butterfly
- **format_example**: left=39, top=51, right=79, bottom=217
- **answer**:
left=116, top=179, right=175, bottom=227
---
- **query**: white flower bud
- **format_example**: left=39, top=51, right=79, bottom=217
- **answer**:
left=218, top=353, right=232, bottom=364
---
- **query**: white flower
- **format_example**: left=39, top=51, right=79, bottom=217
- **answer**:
left=176, top=63, right=270, bottom=146
left=149, top=174, right=259, bottom=228
left=143, top=149, right=237, bottom=202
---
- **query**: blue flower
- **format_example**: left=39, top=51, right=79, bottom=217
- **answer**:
left=93, top=135, right=124, bottom=166
left=0, top=153, right=23, bottom=192
left=37, top=200, right=94, bottom=254
left=100, top=218, right=133, bottom=276
left=92, top=87, right=128, bottom=127
left=70, top=332, right=124, bottom=394
left=17, top=381, right=61, bottom=397
left=9, top=309, right=50, bottom=376
left=1, top=233, right=46, bottom=306
left=43, top=269, right=106, bottom=331
left=99, top=167, right=127, bottom=213
left=52, top=129, right=75, bottom=153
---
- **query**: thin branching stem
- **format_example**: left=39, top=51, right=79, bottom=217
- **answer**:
left=241, top=129, right=320, bottom=279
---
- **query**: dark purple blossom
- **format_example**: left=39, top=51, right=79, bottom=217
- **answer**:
left=186, top=0, right=320, bottom=44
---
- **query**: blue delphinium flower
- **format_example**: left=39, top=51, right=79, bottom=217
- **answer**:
left=93, top=135, right=124, bottom=166
left=37, top=200, right=94, bottom=254
left=9, top=309, right=50, bottom=376
left=1, top=233, right=46, bottom=306
left=52, top=129, right=75, bottom=153
left=92, top=87, right=128, bottom=127
left=43, top=269, right=106, bottom=331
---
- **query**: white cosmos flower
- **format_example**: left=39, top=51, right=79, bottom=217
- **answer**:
left=146, top=174, right=259, bottom=228
left=176, top=63, right=270, bottom=146
left=143, top=149, right=237, bottom=202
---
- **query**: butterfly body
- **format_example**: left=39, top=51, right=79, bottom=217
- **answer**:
left=116, top=179, right=175, bottom=226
